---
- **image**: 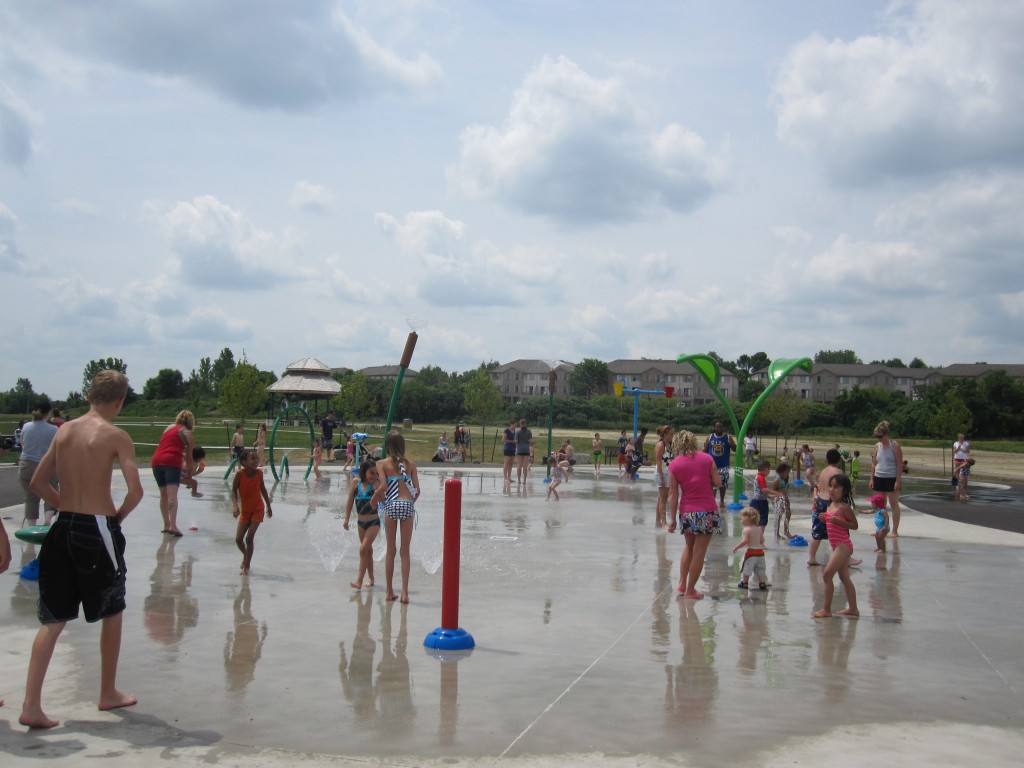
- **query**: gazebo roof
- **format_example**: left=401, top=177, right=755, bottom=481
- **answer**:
left=266, top=357, right=341, bottom=396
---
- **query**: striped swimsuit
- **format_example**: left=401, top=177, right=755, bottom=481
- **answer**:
left=382, top=460, right=416, bottom=521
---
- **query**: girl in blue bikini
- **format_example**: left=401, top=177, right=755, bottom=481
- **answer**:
left=372, top=431, right=421, bottom=603
left=343, top=459, right=381, bottom=589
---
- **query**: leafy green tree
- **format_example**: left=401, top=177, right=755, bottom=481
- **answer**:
left=870, top=358, right=906, bottom=368
left=734, top=352, right=771, bottom=382
left=187, top=356, right=214, bottom=398
left=415, top=365, right=451, bottom=387
left=908, top=357, right=928, bottom=369
left=82, top=358, right=128, bottom=396
left=738, top=379, right=766, bottom=402
left=334, top=372, right=374, bottom=422
left=218, top=358, right=267, bottom=418
left=760, top=390, right=809, bottom=445
left=928, top=389, right=972, bottom=440
left=143, top=369, right=187, bottom=400
left=463, top=368, right=504, bottom=456
left=813, top=349, right=863, bottom=364
left=211, top=348, right=236, bottom=392
left=833, top=386, right=907, bottom=432
left=570, top=358, right=609, bottom=397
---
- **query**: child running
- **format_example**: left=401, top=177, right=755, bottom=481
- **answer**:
left=812, top=474, right=859, bottom=619
left=546, top=457, right=565, bottom=501
left=343, top=459, right=380, bottom=589
left=231, top=449, right=272, bottom=575
left=733, top=507, right=768, bottom=591
left=372, top=430, right=421, bottom=604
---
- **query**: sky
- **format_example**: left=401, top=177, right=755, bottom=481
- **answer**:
left=2, top=0, right=1023, bottom=398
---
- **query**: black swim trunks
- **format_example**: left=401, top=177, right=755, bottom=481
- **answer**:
left=38, top=512, right=127, bottom=624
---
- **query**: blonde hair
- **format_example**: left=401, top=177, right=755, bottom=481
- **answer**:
left=740, top=507, right=758, bottom=525
left=670, top=430, right=699, bottom=456
left=89, top=371, right=129, bottom=405
left=874, top=420, right=890, bottom=437
left=174, top=410, right=195, bottom=431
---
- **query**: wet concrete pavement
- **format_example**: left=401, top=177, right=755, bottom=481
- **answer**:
left=1, top=465, right=1022, bottom=767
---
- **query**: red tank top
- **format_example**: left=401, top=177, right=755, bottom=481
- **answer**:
left=152, top=426, right=186, bottom=468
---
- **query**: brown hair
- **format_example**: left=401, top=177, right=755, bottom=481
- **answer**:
left=89, top=371, right=129, bottom=405
left=384, top=429, right=408, bottom=464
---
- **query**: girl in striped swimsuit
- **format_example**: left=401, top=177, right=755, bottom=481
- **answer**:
left=372, top=431, right=420, bottom=604
left=812, top=473, right=859, bottom=619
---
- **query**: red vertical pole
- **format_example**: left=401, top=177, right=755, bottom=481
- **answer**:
left=441, top=478, right=462, bottom=630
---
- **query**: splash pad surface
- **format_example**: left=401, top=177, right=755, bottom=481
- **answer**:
left=2, top=466, right=1022, bottom=766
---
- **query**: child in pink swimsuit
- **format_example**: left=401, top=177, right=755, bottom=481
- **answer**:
left=812, top=473, right=859, bottom=619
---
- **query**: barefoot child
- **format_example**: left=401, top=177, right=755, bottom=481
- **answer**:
left=21, top=370, right=144, bottom=729
left=812, top=474, right=859, bottom=619
left=312, top=441, right=323, bottom=480
left=343, top=459, right=380, bottom=589
left=591, top=433, right=603, bottom=477
left=770, top=462, right=794, bottom=540
left=230, top=423, right=245, bottom=464
left=546, top=457, right=565, bottom=501
left=750, top=459, right=773, bottom=538
left=231, top=449, right=272, bottom=575
left=808, top=448, right=842, bottom=567
left=183, top=446, right=206, bottom=498
left=372, top=430, right=420, bottom=604
left=733, top=507, right=767, bottom=591
left=863, top=492, right=890, bottom=552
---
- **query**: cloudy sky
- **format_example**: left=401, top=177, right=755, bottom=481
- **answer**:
left=2, top=0, right=1022, bottom=397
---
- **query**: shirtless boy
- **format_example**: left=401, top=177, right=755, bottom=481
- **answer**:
left=20, top=371, right=144, bottom=729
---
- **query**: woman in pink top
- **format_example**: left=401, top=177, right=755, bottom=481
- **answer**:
left=668, top=430, right=722, bottom=600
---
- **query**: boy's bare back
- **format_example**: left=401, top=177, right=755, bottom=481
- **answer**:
left=35, top=409, right=142, bottom=521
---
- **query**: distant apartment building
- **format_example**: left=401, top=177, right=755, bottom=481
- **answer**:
left=330, top=366, right=419, bottom=381
left=491, top=360, right=575, bottom=401
left=749, top=362, right=1024, bottom=402
left=606, top=359, right=740, bottom=406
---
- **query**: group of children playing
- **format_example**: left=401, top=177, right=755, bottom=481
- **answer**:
left=729, top=446, right=895, bottom=619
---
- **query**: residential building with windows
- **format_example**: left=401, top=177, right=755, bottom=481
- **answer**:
left=491, top=360, right=575, bottom=401
left=606, top=359, right=739, bottom=406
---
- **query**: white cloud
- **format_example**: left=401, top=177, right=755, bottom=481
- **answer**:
left=0, top=202, right=32, bottom=273
left=150, top=195, right=309, bottom=288
left=0, top=2, right=442, bottom=110
left=290, top=181, right=333, bottom=214
left=376, top=209, right=564, bottom=307
left=0, top=91, right=35, bottom=166
left=448, top=55, right=728, bottom=224
left=773, top=0, right=1024, bottom=184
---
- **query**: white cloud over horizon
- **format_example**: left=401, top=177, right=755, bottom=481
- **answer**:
left=1, top=0, right=1022, bottom=399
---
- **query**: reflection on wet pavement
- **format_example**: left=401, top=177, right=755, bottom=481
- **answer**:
left=1, top=466, right=1022, bottom=764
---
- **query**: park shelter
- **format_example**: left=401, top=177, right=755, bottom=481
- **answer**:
left=266, top=357, right=341, bottom=420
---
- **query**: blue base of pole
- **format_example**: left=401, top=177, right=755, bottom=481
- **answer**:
left=727, top=502, right=744, bottom=511
left=20, top=559, right=40, bottom=580
left=542, top=477, right=551, bottom=483
left=792, top=479, right=805, bottom=486
left=424, top=627, right=475, bottom=650
left=738, top=493, right=748, bottom=500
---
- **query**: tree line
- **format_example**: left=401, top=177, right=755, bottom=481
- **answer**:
left=3, top=350, right=1020, bottom=441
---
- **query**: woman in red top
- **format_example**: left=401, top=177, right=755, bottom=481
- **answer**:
left=151, top=410, right=198, bottom=537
